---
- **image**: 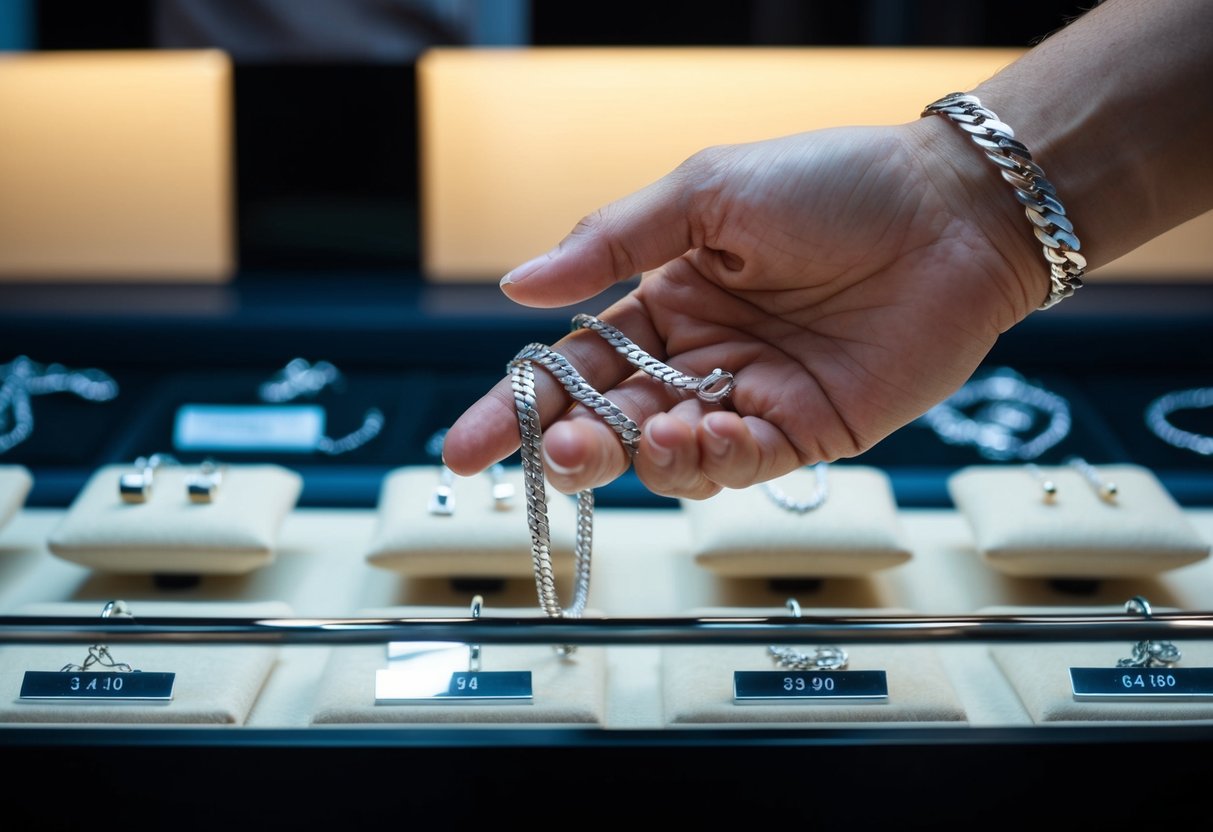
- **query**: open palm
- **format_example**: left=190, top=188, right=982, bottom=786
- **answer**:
left=442, top=119, right=1042, bottom=499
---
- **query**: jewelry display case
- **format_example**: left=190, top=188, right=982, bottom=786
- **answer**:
left=3, top=6, right=1212, bottom=823
left=1, top=277, right=1211, bottom=825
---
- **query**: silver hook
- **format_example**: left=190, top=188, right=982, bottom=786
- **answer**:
left=468, top=595, right=483, bottom=673
left=767, top=598, right=849, bottom=671
left=695, top=368, right=736, bottom=403
left=1117, top=595, right=1182, bottom=668
left=62, top=600, right=135, bottom=673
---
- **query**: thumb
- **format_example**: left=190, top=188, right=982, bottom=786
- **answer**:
left=498, top=171, right=698, bottom=308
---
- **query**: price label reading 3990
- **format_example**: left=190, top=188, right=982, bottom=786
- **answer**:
left=733, top=670, right=889, bottom=703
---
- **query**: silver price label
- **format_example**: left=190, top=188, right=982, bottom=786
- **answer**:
left=20, top=671, right=176, bottom=701
left=375, top=669, right=533, bottom=704
left=733, top=670, right=889, bottom=703
left=1070, top=667, right=1213, bottom=701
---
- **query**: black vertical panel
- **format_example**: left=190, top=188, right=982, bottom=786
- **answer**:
left=33, top=0, right=154, bottom=48
left=530, top=0, right=1099, bottom=47
left=233, top=63, right=420, bottom=273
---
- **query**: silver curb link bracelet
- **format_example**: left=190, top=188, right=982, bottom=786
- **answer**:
left=922, top=92, right=1086, bottom=311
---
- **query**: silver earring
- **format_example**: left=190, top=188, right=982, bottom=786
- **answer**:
left=118, top=453, right=174, bottom=504
left=186, top=459, right=224, bottom=504
left=1067, top=456, right=1117, bottom=503
left=1024, top=463, right=1058, bottom=504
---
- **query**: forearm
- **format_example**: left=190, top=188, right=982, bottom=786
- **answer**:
left=972, top=0, right=1213, bottom=272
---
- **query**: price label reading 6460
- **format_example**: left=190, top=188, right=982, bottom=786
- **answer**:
left=1069, top=667, right=1213, bottom=701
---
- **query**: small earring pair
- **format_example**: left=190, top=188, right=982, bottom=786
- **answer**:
left=1024, top=458, right=1118, bottom=505
left=423, top=428, right=513, bottom=516
left=118, top=456, right=224, bottom=504
left=427, top=463, right=514, bottom=516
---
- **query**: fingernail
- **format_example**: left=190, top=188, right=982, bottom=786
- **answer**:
left=643, top=419, right=673, bottom=467
left=542, top=445, right=584, bottom=477
left=500, top=252, right=551, bottom=287
left=702, top=413, right=730, bottom=457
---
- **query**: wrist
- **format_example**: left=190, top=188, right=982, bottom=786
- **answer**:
left=903, top=114, right=1048, bottom=324
left=923, top=92, right=1086, bottom=311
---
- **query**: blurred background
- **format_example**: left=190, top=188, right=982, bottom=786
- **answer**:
left=1, top=0, right=1209, bottom=511
left=4, top=0, right=1096, bottom=275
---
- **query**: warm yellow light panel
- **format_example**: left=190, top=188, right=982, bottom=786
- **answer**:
left=0, top=50, right=234, bottom=282
left=418, top=47, right=1211, bottom=283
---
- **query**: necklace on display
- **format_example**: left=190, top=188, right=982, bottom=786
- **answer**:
left=762, top=462, right=829, bottom=513
left=916, top=367, right=1071, bottom=461
left=1144, top=386, right=1213, bottom=457
left=0, top=355, right=120, bottom=454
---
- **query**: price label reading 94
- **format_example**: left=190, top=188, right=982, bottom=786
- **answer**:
left=733, top=670, right=889, bottom=703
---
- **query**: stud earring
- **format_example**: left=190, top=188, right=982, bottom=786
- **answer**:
left=118, top=454, right=174, bottom=504
left=186, top=459, right=224, bottom=504
left=1067, top=456, right=1117, bottom=503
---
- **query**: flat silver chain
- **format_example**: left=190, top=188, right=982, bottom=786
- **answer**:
left=508, top=317, right=737, bottom=638
left=509, top=356, right=593, bottom=633
left=571, top=314, right=736, bottom=402
left=512, top=343, right=642, bottom=455
left=1144, top=386, right=1213, bottom=457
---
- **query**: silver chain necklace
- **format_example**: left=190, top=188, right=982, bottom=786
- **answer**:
left=508, top=315, right=735, bottom=643
left=0, top=355, right=119, bottom=454
left=1144, top=386, right=1213, bottom=457
left=916, top=367, right=1071, bottom=461
left=257, top=357, right=383, bottom=455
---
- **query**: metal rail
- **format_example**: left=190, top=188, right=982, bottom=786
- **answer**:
left=1, top=610, right=1212, bottom=646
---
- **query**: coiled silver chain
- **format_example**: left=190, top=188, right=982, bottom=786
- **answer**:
left=1, top=355, right=119, bottom=455
left=1144, top=386, right=1213, bottom=457
left=508, top=315, right=737, bottom=639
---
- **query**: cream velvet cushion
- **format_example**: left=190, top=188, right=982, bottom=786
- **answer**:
left=365, top=466, right=576, bottom=578
left=949, top=464, right=1210, bottom=578
left=984, top=605, right=1213, bottom=723
left=47, top=463, right=302, bottom=575
left=681, top=465, right=912, bottom=577
left=309, top=605, right=606, bottom=724
left=660, top=606, right=966, bottom=725
left=0, top=465, right=33, bottom=533
left=0, top=600, right=289, bottom=724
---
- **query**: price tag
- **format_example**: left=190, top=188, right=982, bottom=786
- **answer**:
left=375, top=669, right=533, bottom=704
left=733, top=670, right=889, bottom=703
left=1070, top=667, right=1213, bottom=701
left=173, top=403, right=326, bottom=453
left=20, top=671, right=176, bottom=701
left=376, top=641, right=533, bottom=704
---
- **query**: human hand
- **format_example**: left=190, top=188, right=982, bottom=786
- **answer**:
left=441, top=116, right=1044, bottom=500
